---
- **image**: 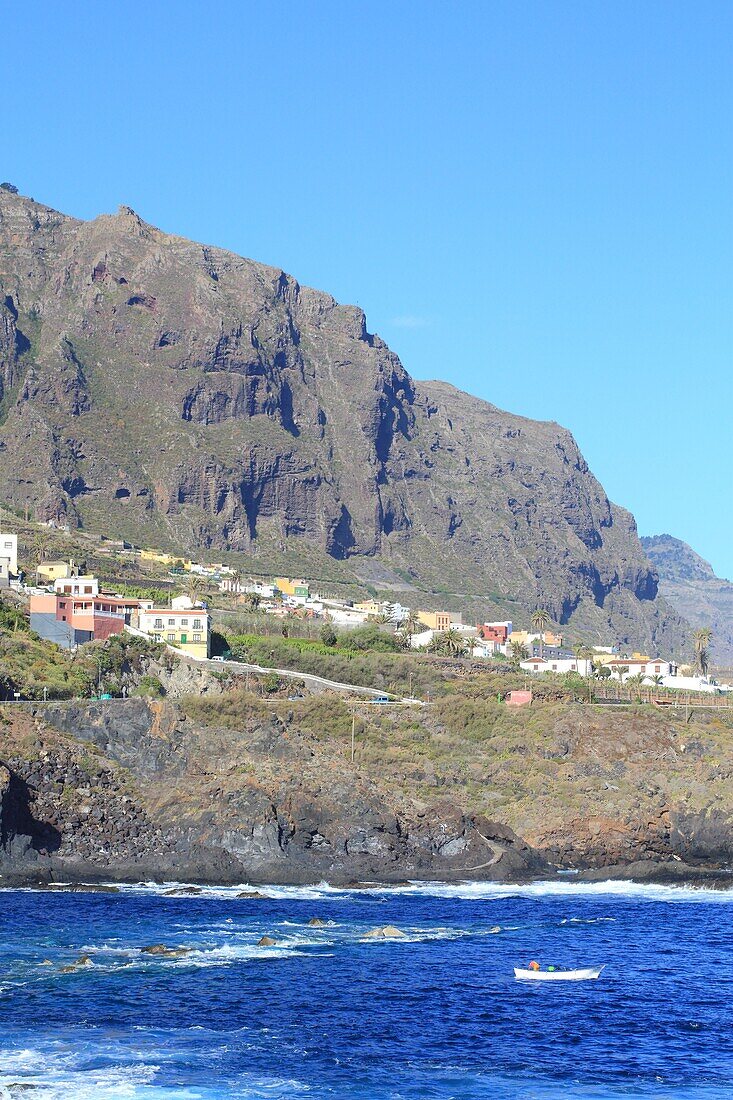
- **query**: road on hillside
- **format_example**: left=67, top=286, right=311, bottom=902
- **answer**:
left=181, top=652, right=421, bottom=703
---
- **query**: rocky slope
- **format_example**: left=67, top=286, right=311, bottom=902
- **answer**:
left=0, top=700, right=544, bottom=885
left=0, top=188, right=683, bottom=650
left=1, top=694, right=732, bottom=887
left=641, top=535, right=733, bottom=665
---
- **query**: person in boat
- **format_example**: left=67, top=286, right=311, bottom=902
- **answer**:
left=528, top=960, right=540, bottom=971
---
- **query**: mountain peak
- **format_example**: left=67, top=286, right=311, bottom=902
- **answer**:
left=0, top=193, right=685, bottom=651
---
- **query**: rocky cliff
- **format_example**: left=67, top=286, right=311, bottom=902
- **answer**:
left=641, top=535, right=733, bottom=665
left=0, top=700, right=544, bottom=885
left=0, top=189, right=683, bottom=650
left=1, top=695, right=732, bottom=887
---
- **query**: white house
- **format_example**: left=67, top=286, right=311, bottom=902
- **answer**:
left=53, top=575, right=99, bottom=597
left=656, top=673, right=717, bottom=693
left=605, top=657, right=677, bottom=681
left=0, top=532, right=18, bottom=576
left=521, top=656, right=594, bottom=677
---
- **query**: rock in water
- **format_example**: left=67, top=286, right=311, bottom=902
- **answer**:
left=257, top=935, right=277, bottom=946
left=141, top=944, right=191, bottom=957
left=307, top=918, right=327, bottom=926
left=363, top=925, right=406, bottom=939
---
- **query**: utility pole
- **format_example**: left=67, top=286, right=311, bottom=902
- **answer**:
left=351, top=711, right=356, bottom=763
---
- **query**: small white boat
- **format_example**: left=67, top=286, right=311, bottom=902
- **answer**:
left=514, top=965, right=605, bottom=982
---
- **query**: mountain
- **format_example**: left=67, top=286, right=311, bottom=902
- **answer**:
left=0, top=188, right=684, bottom=650
left=641, top=535, right=733, bottom=666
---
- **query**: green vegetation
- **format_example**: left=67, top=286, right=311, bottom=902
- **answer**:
left=0, top=597, right=168, bottom=700
left=221, top=629, right=445, bottom=697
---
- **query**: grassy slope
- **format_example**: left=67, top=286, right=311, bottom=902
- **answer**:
left=183, top=684, right=733, bottom=867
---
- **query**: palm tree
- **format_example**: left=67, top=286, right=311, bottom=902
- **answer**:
left=627, top=672, right=646, bottom=701
left=531, top=608, right=551, bottom=659
left=182, top=574, right=206, bottom=605
left=574, top=644, right=594, bottom=677
left=509, top=640, right=530, bottom=668
left=400, top=611, right=422, bottom=647
left=693, top=627, right=712, bottom=679
left=229, top=567, right=244, bottom=593
left=32, top=529, right=53, bottom=584
left=615, top=664, right=629, bottom=685
left=430, top=629, right=467, bottom=657
left=404, top=611, right=421, bottom=635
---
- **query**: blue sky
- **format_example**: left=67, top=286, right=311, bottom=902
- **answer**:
left=6, top=1, right=733, bottom=576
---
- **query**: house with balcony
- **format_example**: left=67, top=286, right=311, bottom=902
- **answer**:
left=133, top=606, right=210, bottom=659
left=29, top=592, right=137, bottom=648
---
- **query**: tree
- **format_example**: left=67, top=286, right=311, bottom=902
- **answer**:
left=182, top=574, right=206, bottom=604
left=509, top=640, right=529, bottom=668
left=627, top=672, right=646, bottom=701
left=0, top=183, right=18, bottom=194
left=531, top=608, right=551, bottom=658
left=430, top=629, right=467, bottom=657
left=693, top=627, right=712, bottom=679
left=615, top=664, right=629, bottom=685
left=401, top=611, right=422, bottom=642
left=32, top=530, right=53, bottom=584
left=242, top=592, right=261, bottom=611
left=574, top=644, right=594, bottom=677
left=320, top=623, right=338, bottom=647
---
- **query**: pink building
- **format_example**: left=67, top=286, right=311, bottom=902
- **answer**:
left=30, top=592, right=139, bottom=648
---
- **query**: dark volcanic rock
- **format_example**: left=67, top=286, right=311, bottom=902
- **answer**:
left=0, top=189, right=683, bottom=650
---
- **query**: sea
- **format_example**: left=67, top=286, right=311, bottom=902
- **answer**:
left=0, top=879, right=732, bottom=1099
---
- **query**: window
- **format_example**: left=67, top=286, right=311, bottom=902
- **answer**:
left=193, top=619, right=203, bottom=630
left=181, top=618, right=188, bottom=626
left=84, top=586, right=92, bottom=594
left=167, top=633, right=176, bottom=642
left=59, top=601, right=66, bottom=609
left=193, top=633, right=201, bottom=643
left=154, top=618, right=163, bottom=629
left=168, top=618, right=175, bottom=626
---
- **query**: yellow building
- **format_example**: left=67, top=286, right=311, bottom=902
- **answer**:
left=417, top=610, right=460, bottom=632
left=140, top=549, right=192, bottom=570
left=134, top=606, right=210, bottom=660
left=355, top=600, right=383, bottom=616
left=37, top=560, right=71, bottom=583
left=594, top=651, right=651, bottom=667
left=509, top=629, right=563, bottom=648
left=274, top=577, right=310, bottom=598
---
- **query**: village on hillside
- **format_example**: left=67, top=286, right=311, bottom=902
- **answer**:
left=0, top=523, right=727, bottom=697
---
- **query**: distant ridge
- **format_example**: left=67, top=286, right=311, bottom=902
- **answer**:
left=641, top=535, right=733, bottom=664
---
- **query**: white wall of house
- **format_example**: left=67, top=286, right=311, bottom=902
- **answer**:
left=0, top=533, right=18, bottom=575
left=521, top=657, right=593, bottom=677
left=53, top=575, right=99, bottom=597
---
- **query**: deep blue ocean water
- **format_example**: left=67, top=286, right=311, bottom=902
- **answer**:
left=0, top=879, right=732, bottom=1099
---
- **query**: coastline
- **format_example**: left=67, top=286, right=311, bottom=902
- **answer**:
left=2, top=858, right=732, bottom=893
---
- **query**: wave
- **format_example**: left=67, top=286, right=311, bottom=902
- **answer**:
left=5, top=876, right=732, bottom=904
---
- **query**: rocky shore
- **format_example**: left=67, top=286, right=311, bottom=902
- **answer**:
left=1, top=696, right=732, bottom=889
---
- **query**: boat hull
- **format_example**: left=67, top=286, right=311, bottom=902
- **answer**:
left=514, top=966, right=604, bottom=981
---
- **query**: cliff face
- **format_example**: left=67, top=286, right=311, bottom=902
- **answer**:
left=2, top=697, right=732, bottom=887
left=640, top=536, right=733, bottom=665
left=0, top=189, right=682, bottom=649
left=0, top=701, right=544, bottom=885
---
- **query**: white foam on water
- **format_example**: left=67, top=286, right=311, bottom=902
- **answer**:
left=4, top=876, right=732, bottom=905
